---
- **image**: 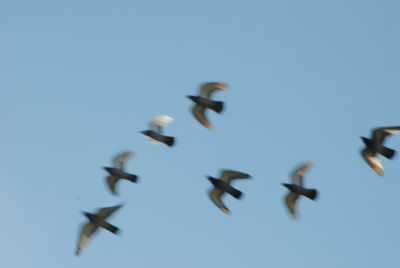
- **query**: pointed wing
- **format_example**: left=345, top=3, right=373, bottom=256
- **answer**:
left=113, top=151, right=133, bottom=170
left=220, top=170, right=251, bottom=183
left=361, top=148, right=384, bottom=176
left=96, top=204, right=123, bottom=220
left=284, top=192, right=300, bottom=219
left=372, top=126, right=400, bottom=144
left=76, top=222, right=97, bottom=255
left=199, top=82, right=229, bottom=99
left=149, top=115, right=173, bottom=133
left=208, top=188, right=230, bottom=214
left=106, top=176, right=119, bottom=195
left=291, top=162, right=313, bottom=186
left=191, top=105, right=212, bottom=129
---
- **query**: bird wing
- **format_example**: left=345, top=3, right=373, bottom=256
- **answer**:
left=191, top=105, right=212, bottom=129
left=291, top=161, right=313, bottom=186
left=106, top=176, right=119, bottom=195
left=220, top=170, right=251, bottom=183
left=96, top=204, right=123, bottom=220
left=372, top=126, right=400, bottom=144
left=113, top=151, right=133, bottom=170
left=284, top=192, right=300, bottom=219
left=208, top=188, right=230, bottom=214
left=199, top=82, right=229, bottom=99
left=361, top=148, right=384, bottom=176
left=76, top=222, right=97, bottom=255
left=149, top=115, right=173, bottom=133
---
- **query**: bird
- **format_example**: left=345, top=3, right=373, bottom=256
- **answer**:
left=282, top=162, right=318, bottom=219
left=75, top=204, right=123, bottom=255
left=207, top=170, right=251, bottom=214
left=140, top=115, right=175, bottom=147
left=187, top=82, right=229, bottom=129
left=103, top=150, right=138, bottom=195
left=360, top=126, right=400, bottom=176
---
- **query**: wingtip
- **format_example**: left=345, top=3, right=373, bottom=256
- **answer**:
left=221, top=208, right=231, bottom=215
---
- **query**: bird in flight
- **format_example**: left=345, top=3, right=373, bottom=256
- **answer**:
left=360, top=126, right=400, bottom=176
left=282, top=162, right=318, bottom=219
left=76, top=204, right=123, bottom=255
left=103, top=150, right=138, bottom=195
left=187, top=82, right=229, bottom=129
left=140, top=115, right=175, bottom=147
left=207, top=169, right=251, bottom=214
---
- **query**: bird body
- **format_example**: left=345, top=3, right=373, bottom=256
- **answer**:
left=187, top=96, right=223, bottom=113
left=140, top=115, right=175, bottom=146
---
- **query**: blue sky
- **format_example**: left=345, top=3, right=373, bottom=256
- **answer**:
left=2, top=0, right=400, bottom=267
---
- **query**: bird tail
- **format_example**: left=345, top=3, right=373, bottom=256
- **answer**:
left=226, top=186, right=242, bottom=199
left=303, top=189, right=318, bottom=200
left=377, top=145, right=396, bottom=159
left=163, top=136, right=175, bottom=147
left=211, top=101, right=224, bottom=113
left=100, top=221, right=120, bottom=234
left=126, top=173, right=138, bottom=183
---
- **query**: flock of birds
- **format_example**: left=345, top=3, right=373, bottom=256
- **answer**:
left=75, top=82, right=400, bottom=256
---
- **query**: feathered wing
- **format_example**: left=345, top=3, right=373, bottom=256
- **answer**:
left=372, top=126, right=400, bottom=144
left=106, top=176, right=119, bottom=195
left=199, top=82, right=229, bottom=99
left=149, top=115, right=173, bottom=134
left=96, top=204, right=123, bottom=220
left=291, top=162, right=313, bottom=186
left=113, top=151, right=133, bottom=170
left=284, top=192, right=299, bottom=219
left=76, top=222, right=97, bottom=255
left=192, top=105, right=212, bottom=129
left=361, top=148, right=384, bottom=176
left=220, top=170, right=251, bottom=183
left=208, top=188, right=230, bottom=214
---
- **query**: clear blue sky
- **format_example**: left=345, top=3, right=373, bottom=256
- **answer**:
left=2, top=0, right=400, bottom=267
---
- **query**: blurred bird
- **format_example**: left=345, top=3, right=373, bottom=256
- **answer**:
left=360, top=126, right=400, bottom=176
left=140, top=115, right=175, bottom=147
left=76, top=204, right=123, bottom=255
left=207, top=170, right=251, bottom=214
left=282, top=162, right=318, bottom=219
left=103, top=150, right=138, bottom=195
left=187, top=82, right=229, bottom=129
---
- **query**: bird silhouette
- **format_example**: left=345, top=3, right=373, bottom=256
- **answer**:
left=282, top=162, right=318, bottom=219
left=76, top=204, right=123, bottom=255
left=187, top=82, right=229, bottom=129
left=207, top=170, right=251, bottom=214
left=360, top=126, right=400, bottom=176
left=103, top=150, right=138, bottom=195
left=140, top=115, right=175, bottom=146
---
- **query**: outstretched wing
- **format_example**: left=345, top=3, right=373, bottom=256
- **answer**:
left=220, top=170, right=251, bottom=183
left=106, top=176, right=119, bottom=195
left=208, top=188, right=230, bottom=214
left=149, top=115, right=173, bottom=133
left=284, top=192, right=300, bottom=219
left=361, top=148, right=384, bottom=176
left=76, top=222, right=97, bottom=255
left=191, top=105, right=212, bottom=129
left=291, top=162, right=313, bottom=186
left=113, top=151, right=133, bottom=170
left=199, top=82, right=229, bottom=99
left=96, top=204, right=123, bottom=220
left=372, top=126, right=400, bottom=144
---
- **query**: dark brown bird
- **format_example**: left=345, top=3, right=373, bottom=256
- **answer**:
left=360, top=126, right=400, bottom=176
left=140, top=115, right=175, bottom=147
left=207, top=170, right=251, bottom=214
left=282, top=162, right=318, bottom=219
left=187, top=82, right=229, bottom=129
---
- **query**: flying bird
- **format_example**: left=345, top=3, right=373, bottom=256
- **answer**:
left=140, top=115, right=175, bottom=147
left=103, top=150, right=138, bottom=195
left=282, top=162, right=318, bottom=219
left=360, top=126, right=400, bottom=176
left=207, top=170, right=251, bottom=214
left=187, top=82, right=229, bottom=129
left=75, top=204, right=123, bottom=255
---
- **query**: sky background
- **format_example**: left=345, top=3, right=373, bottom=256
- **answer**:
left=2, top=0, right=400, bottom=267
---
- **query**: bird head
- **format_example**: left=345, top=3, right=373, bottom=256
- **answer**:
left=186, top=95, right=197, bottom=102
left=360, top=136, right=370, bottom=146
